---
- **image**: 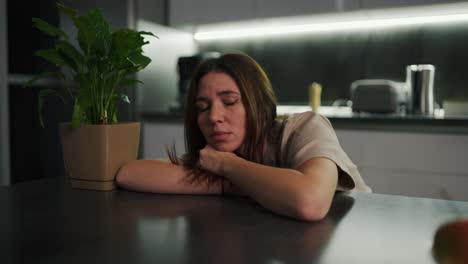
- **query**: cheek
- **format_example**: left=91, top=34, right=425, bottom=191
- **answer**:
left=197, top=115, right=206, bottom=133
left=237, top=110, right=247, bottom=136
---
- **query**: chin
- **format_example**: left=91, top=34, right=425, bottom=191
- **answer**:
left=210, top=142, right=240, bottom=153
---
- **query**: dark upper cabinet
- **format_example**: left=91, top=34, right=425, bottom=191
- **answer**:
left=169, top=0, right=360, bottom=27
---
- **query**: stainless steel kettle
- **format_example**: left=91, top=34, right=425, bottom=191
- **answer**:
left=406, top=64, right=435, bottom=115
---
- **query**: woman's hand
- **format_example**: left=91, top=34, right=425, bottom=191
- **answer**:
left=198, top=145, right=247, bottom=196
left=198, top=145, right=237, bottom=175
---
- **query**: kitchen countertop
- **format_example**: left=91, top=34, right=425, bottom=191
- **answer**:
left=140, top=106, right=468, bottom=134
left=2, top=177, right=468, bottom=263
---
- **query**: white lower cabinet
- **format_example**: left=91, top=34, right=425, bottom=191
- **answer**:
left=336, top=130, right=468, bottom=201
left=358, top=167, right=468, bottom=202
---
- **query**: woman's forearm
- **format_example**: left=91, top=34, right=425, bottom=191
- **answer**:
left=116, top=159, right=222, bottom=195
left=221, top=156, right=336, bottom=221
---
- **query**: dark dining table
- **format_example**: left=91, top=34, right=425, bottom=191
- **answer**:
left=1, top=177, right=467, bottom=264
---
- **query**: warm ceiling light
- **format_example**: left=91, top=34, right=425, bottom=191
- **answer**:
left=193, top=4, right=468, bottom=41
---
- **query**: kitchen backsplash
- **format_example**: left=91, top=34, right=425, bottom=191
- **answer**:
left=199, top=22, right=468, bottom=106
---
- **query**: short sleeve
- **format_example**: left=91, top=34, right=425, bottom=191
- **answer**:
left=279, top=112, right=371, bottom=192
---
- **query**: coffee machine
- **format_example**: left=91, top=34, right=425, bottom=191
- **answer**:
left=173, top=52, right=221, bottom=111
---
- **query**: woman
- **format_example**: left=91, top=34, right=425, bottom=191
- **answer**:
left=116, top=53, right=371, bottom=221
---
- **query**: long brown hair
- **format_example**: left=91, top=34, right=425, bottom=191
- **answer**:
left=168, top=53, right=277, bottom=185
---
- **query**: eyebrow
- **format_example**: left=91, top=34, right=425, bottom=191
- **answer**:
left=195, top=90, right=240, bottom=101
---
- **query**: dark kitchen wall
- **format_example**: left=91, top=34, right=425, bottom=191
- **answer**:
left=8, top=0, right=59, bottom=75
left=7, top=0, right=68, bottom=184
left=199, top=22, right=468, bottom=106
left=1, top=0, right=9, bottom=186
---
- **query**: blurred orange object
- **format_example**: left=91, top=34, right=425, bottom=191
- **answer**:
left=432, top=218, right=468, bottom=264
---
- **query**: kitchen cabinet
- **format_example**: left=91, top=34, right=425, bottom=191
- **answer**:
left=337, top=130, right=468, bottom=202
left=169, top=0, right=257, bottom=27
left=255, top=0, right=359, bottom=19
left=143, top=120, right=468, bottom=202
left=168, top=0, right=359, bottom=27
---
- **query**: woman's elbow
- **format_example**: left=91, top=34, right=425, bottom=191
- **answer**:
left=115, top=161, right=135, bottom=188
left=295, top=194, right=331, bottom=221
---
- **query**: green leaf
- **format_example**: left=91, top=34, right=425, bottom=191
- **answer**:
left=35, top=49, right=67, bottom=67
left=71, top=99, right=82, bottom=128
left=119, top=78, right=143, bottom=86
left=128, top=53, right=151, bottom=69
left=32, top=18, right=67, bottom=39
left=25, top=71, right=65, bottom=88
left=75, top=15, right=95, bottom=54
left=139, top=31, right=159, bottom=38
left=75, top=75, right=93, bottom=111
left=110, top=30, right=134, bottom=62
left=56, top=2, right=77, bottom=21
left=110, top=30, right=151, bottom=68
left=89, top=10, right=112, bottom=56
left=75, top=9, right=112, bottom=56
left=31, top=3, right=156, bottom=126
left=56, top=40, right=84, bottom=72
left=111, top=111, right=117, bottom=123
left=120, top=94, right=130, bottom=104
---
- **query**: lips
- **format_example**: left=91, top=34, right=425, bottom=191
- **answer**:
left=211, top=131, right=231, bottom=141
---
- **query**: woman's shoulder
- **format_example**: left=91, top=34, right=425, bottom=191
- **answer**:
left=282, top=111, right=333, bottom=132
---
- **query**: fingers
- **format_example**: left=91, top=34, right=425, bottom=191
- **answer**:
left=198, top=150, right=205, bottom=168
left=201, top=145, right=215, bottom=154
left=198, top=146, right=210, bottom=169
left=198, top=145, right=218, bottom=172
left=199, top=145, right=214, bottom=160
left=204, top=144, right=215, bottom=151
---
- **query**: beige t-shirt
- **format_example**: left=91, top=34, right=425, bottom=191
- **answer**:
left=264, top=111, right=371, bottom=192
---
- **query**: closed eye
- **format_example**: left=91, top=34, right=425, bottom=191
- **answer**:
left=198, top=106, right=209, bottom=112
left=195, top=101, right=209, bottom=112
left=224, top=99, right=239, bottom=106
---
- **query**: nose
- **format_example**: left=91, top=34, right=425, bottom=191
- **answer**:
left=208, top=102, right=225, bottom=123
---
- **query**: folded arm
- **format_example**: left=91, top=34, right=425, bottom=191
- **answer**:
left=117, top=148, right=339, bottom=221
left=116, top=159, right=222, bottom=195
left=199, top=146, right=338, bottom=221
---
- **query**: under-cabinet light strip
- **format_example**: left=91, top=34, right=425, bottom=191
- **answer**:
left=194, top=12, right=468, bottom=41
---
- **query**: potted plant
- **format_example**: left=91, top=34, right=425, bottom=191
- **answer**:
left=28, top=3, right=156, bottom=190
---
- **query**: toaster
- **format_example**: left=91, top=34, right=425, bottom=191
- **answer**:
left=350, top=79, right=408, bottom=113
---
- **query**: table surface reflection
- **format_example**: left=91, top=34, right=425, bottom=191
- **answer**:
left=1, top=177, right=468, bottom=264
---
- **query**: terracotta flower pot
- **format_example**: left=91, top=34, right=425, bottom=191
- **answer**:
left=59, top=122, right=140, bottom=191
